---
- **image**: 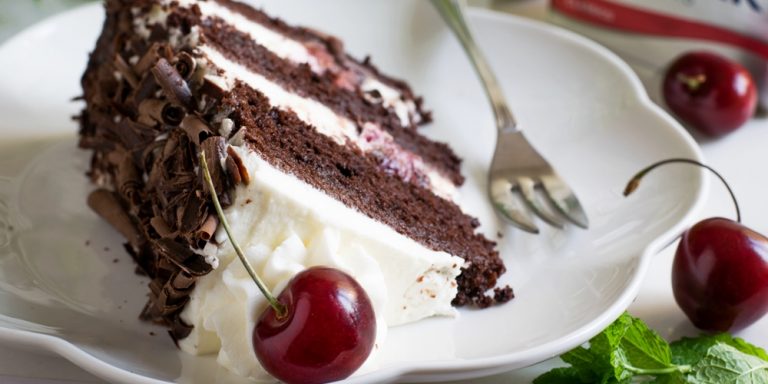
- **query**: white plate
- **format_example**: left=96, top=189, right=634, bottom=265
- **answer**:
left=0, top=1, right=706, bottom=383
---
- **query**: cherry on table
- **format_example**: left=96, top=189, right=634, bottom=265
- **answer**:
left=673, top=217, right=768, bottom=332
left=662, top=51, right=757, bottom=137
left=625, top=158, right=768, bottom=332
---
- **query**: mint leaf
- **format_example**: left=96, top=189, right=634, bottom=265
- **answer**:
left=648, top=374, right=688, bottom=384
left=689, top=343, right=768, bottom=383
left=532, top=367, right=587, bottom=384
left=533, top=313, right=768, bottom=384
left=672, top=334, right=768, bottom=366
left=621, top=315, right=673, bottom=370
left=728, top=337, right=768, bottom=362
left=589, top=313, right=634, bottom=382
left=561, top=346, right=599, bottom=382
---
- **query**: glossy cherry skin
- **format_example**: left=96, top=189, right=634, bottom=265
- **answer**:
left=672, top=217, right=768, bottom=332
left=663, top=51, right=757, bottom=137
left=253, top=267, right=376, bottom=384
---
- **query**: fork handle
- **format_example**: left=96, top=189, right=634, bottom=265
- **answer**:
left=431, top=0, right=518, bottom=132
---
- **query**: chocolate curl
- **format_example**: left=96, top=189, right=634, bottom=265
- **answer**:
left=155, top=254, right=177, bottom=275
left=134, top=42, right=171, bottom=74
left=138, top=99, right=186, bottom=127
left=145, top=282, right=189, bottom=317
left=165, top=277, right=193, bottom=301
left=150, top=215, right=177, bottom=238
left=154, top=238, right=213, bottom=276
left=87, top=189, right=143, bottom=249
left=152, top=58, right=195, bottom=111
left=174, top=52, right=197, bottom=81
left=178, top=193, right=207, bottom=234
left=161, top=131, right=180, bottom=161
left=114, top=55, right=139, bottom=88
left=168, top=314, right=194, bottom=341
left=200, top=136, right=227, bottom=196
left=111, top=78, right=130, bottom=106
left=180, top=115, right=212, bottom=146
left=127, top=74, right=159, bottom=111
left=162, top=104, right=186, bottom=126
left=109, top=118, right=155, bottom=151
left=196, top=214, right=218, bottom=242
left=171, top=271, right=196, bottom=290
left=115, top=152, right=142, bottom=206
left=141, top=140, right=164, bottom=173
left=137, top=99, right=165, bottom=126
left=139, top=300, right=162, bottom=322
left=226, top=146, right=250, bottom=185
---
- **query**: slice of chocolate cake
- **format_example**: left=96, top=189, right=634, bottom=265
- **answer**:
left=79, top=0, right=512, bottom=379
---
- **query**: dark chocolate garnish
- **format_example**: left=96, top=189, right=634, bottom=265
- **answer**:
left=174, top=51, right=197, bottom=80
left=87, top=189, right=143, bottom=249
left=180, top=114, right=212, bottom=146
left=151, top=57, right=195, bottom=111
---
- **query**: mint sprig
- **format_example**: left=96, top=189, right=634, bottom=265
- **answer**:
left=534, top=313, right=768, bottom=384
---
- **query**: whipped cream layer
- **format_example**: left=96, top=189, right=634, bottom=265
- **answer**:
left=180, top=146, right=464, bottom=379
left=175, top=0, right=420, bottom=127
left=131, top=1, right=457, bottom=198
left=199, top=47, right=457, bottom=199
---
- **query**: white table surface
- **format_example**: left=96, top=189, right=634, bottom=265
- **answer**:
left=1, top=0, right=767, bottom=383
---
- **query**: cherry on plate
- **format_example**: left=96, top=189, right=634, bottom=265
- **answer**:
left=200, top=152, right=376, bottom=384
left=254, top=267, right=377, bottom=384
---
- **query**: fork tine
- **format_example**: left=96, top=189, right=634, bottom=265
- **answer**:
left=517, top=177, right=565, bottom=229
left=489, top=178, right=539, bottom=234
left=540, top=175, right=589, bottom=229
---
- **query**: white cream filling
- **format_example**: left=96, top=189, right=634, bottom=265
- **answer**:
left=201, top=46, right=357, bottom=146
left=178, top=0, right=323, bottom=72
left=131, top=2, right=456, bottom=197
left=199, top=46, right=457, bottom=198
left=172, top=0, right=417, bottom=127
left=179, top=146, right=464, bottom=380
left=361, top=77, right=417, bottom=130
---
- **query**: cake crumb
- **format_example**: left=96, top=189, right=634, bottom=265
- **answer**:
left=113, top=258, right=119, bottom=263
left=497, top=231, right=503, bottom=238
left=149, top=331, right=156, bottom=336
left=85, top=240, right=91, bottom=246
left=104, top=246, right=110, bottom=252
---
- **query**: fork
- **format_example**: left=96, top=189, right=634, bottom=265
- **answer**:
left=431, top=0, right=589, bottom=233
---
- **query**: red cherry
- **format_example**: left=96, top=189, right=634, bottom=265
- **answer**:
left=662, top=51, right=757, bottom=137
left=253, top=267, right=376, bottom=384
left=673, top=218, right=768, bottom=332
left=199, top=153, right=376, bottom=383
left=625, top=158, right=768, bottom=332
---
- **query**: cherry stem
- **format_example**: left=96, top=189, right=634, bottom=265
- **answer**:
left=623, top=158, right=741, bottom=223
left=677, top=73, right=706, bottom=92
left=199, top=151, right=287, bottom=318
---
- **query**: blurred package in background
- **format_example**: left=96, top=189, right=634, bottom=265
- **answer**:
left=548, top=0, right=768, bottom=108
